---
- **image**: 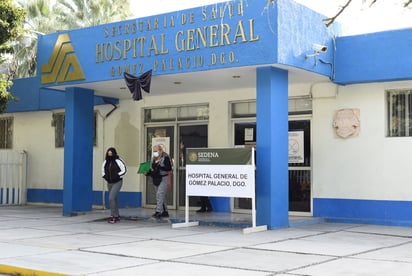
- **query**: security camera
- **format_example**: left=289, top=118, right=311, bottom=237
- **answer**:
left=312, top=44, right=328, bottom=53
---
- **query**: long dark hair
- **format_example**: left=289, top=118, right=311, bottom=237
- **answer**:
left=105, top=147, right=119, bottom=160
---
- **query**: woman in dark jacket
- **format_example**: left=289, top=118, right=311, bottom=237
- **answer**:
left=144, top=144, right=172, bottom=218
left=102, top=147, right=127, bottom=223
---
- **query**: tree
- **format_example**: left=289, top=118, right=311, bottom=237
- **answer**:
left=0, top=0, right=25, bottom=113
left=9, top=0, right=61, bottom=79
left=54, top=0, right=133, bottom=30
left=23, top=0, right=64, bottom=34
left=10, top=0, right=132, bottom=80
left=324, top=0, right=412, bottom=27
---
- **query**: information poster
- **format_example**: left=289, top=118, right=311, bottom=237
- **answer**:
left=288, top=131, right=304, bottom=163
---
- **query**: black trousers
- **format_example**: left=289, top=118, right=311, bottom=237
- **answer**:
left=199, top=196, right=212, bottom=211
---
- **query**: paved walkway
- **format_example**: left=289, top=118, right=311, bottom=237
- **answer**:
left=1, top=205, right=412, bottom=276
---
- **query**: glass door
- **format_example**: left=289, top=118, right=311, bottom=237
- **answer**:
left=177, top=124, right=208, bottom=208
left=233, top=122, right=256, bottom=211
left=144, top=124, right=208, bottom=210
left=232, top=119, right=312, bottom=214
left=144, top=126, right=175, bottom=208
left=288, top=119, right=312, bottom=214
left=143, top=104, right=209, bottom=210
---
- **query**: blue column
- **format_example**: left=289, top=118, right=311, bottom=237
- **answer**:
left=63, top=87, right=94, bottom=216
left=256, top=67, right=289, bottom=229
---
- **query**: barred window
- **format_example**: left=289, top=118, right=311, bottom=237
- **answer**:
left=0, top=117, right=13, bottom=149
left=387, top=90, right=412, bottom=137
left=52, top=112, right=97, bottom=148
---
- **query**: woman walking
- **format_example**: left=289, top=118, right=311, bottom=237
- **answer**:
left=145, top=144, right=172, bottom=218
left=102, top=147, right=127, bottom=223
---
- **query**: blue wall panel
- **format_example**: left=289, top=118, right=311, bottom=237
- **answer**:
left=98, top=191, right=143, bottom=209
left=210, top=197, right=230, bottom=212
left=335, top=29, right=412, bottom=84
left=314, top=198, right=412, bottom=227
left=7, top=78, right=67, bottom=112
left=36, top=1, right=279, bottom=86
left=276, top=0, right=340, bottom=78
left=7, top=78, right=118, bottom=113
left=27, top=189, right=63, bottom=204
left=28, top=188, right=142, bottom=208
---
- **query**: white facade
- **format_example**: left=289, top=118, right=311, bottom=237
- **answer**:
left=311, top=81, right=412, bottom=201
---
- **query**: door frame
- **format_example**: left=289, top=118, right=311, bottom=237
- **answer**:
left=143, top=122, right=209, bottom=210
left=288, top=115, right=313, bottom=216
left=231, top=118, right=256, bottom=214
left=230, top=115, right=313, bottom=216
left=176, top=122, right=209, bottom=210
left=143, top=123, right=177, bottom=210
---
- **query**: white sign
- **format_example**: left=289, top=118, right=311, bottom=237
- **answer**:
left=176, top=147, right=266, bottom=233
left=186, top=164, right=255, bottom=198
left=245, top=128, right=254, bottom=141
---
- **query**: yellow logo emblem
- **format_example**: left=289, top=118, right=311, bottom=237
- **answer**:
left=188, top=151, right=198, bottom=162
left=41, top=34, right=85, bottom=84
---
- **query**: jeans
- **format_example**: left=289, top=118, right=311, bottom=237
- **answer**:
left=154, top=176, right=168, bottom=213
left=108, top=179, right=123, bottom=217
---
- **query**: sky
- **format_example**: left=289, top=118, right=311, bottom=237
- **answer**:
left=130, top=0, right=412, bottom=35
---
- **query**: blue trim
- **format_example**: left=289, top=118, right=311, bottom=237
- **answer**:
left=27, top=188, right=142, bottom=208
left=27, top=189, right=62, bottom=204
left=98, top=191, right=143, bottom=209
left=209, top=197, right=230, bottom=212
left=314, top=198, right=412, bottom=227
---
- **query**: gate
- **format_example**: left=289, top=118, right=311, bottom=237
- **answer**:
left=0, top=150, right=27, bottom=205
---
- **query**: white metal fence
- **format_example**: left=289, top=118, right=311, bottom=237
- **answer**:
left=0, top=150, right=27, bottom=205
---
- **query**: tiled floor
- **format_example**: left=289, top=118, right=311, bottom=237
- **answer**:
left=1, top=205, right=411, bottom=276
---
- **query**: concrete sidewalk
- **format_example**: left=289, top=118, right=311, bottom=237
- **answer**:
left=1, top=205, right=412, bottom=276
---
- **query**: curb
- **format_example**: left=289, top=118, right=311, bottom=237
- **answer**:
left=0, top=264, right=66, bottom=276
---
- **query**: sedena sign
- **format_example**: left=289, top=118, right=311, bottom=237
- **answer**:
left=186, top=148, right=255, bottom=198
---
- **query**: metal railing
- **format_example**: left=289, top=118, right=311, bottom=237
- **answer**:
left=0, top=150, right=27, bottom=205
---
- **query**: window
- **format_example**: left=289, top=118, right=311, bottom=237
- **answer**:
left=387, top=89, right=412, bottom=137
left=288, top=97, right=312, bottom=115
left=52, top=112, right=97, bottom=148
left=230, top=97, right=313, bottom=118
left=0, top=117, right=13, bottom=149
left=144, top=104, right=209, bottom=123
left=231, top=101, right=256, bottom=118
